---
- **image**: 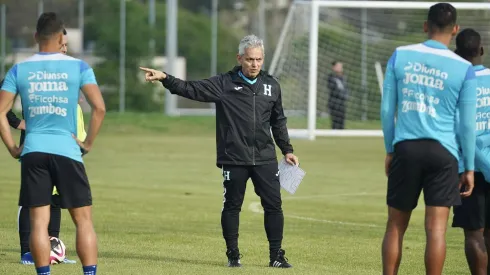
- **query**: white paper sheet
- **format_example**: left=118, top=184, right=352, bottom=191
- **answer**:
left=278, top=158, right=306, bottom=195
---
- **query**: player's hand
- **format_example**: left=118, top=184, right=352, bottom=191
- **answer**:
left=139, top=67, right=167, bottom=82
left=385, top=154, right=393, bottom=177
left=459, top=171, right=475, bottom=198
left=9, top=144, right=23, bottom=159
left=72, top=134, right=91, bottom=156
left=17, top=120, right=26, bottom=130
left=285, top=153, right=299, bottom=166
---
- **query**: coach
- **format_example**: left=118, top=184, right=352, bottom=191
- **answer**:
left=140, top=35, right=298, bottom=268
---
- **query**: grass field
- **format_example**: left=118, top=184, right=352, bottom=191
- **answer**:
left=0, top=114, right=469, bottom=274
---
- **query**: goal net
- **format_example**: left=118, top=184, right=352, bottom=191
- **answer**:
left=269, top=0, right=490, bottom=140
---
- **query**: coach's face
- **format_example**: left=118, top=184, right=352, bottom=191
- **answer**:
left=237, top=47, right=264, bottom=78
left=60, top=34, right=68, bottom=54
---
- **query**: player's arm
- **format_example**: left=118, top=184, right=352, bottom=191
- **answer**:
left=77, top=62, right=106, bottom=154
left=475, top=146, right=490, bottom=177
left=270, top=83, right=293, bottom=156
left=0, top=65, right=22, bottom=158
left=380, top=51, right=398, bottom=155
left=473, top=135, right=490, bottom=176
left=476, top=133, right=490, bottom=148
left=139, top=67, right=223, bottom=102
left=458, top=66, right=478, bottom=171
left=0, top=78, right=23, bottom=130
left=6, top=109, right=24, bottom=129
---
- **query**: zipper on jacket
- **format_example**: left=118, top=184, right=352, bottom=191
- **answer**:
left=253, top=91, right=256, bottom=165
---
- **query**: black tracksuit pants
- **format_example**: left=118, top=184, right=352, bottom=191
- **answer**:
left=221, top=162, right=283, bottom=254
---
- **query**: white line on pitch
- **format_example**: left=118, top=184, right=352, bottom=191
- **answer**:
left=247, top=202, right=381, bottom=228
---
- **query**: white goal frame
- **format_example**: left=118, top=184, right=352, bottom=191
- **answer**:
left=269, top=0, right=490, bottom=140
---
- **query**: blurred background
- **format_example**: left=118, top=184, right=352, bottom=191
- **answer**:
left=0, top=0, right=292, bottom=114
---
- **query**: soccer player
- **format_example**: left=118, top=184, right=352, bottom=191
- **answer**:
left=7, top=28, right=78, bottom=265
left=380, top=3, right=477, bottom=275
left=0, top=12, right=105, bottom=275
left=452, top=28, right=490, bottom=275
left=140, top=34, right=298, bottom=268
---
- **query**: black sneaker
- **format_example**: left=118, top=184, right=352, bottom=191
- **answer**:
left=226, top=249, right=242, bottom=267
left=269, top=249, right=292, bottom=268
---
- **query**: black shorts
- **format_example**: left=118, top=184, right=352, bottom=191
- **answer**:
left=452, top=172, right=490, bottom=230
left=19, top=152, right=92, bottom=209
left=387, top=139, right=460, bottom=211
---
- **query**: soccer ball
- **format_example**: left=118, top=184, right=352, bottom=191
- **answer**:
left=49, top=237, right=66, bottom=264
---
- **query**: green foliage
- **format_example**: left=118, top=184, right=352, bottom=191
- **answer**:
left=179, top=0, right=236, bottom=13
left=84, top=0, right=239, bottom=112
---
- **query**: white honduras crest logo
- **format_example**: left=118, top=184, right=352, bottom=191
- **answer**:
left=263, top=84, right=271, bottom=96
left=223, top=170, right=230, bottom=181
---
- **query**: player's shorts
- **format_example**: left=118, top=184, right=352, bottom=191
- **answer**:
left=452, top=172, right=490, bottom=230
left=19, top=152, right=92, bottom=209
left=387, top=139, right=460, bottom=211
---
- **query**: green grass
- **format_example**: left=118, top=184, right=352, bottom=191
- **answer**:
left=0, top=114, right=467, bottom=274
left=85, top=112, right=382, bottom=133
left=282, top=116, right=381, bottom=130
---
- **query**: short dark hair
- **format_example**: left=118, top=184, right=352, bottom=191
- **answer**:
left=427, top=3, right=457, bottom=32
left=455, top=28, right=481, bottom=60
left=332, top=61, right=340, bottom=66
left=36, top=12, right=64, bottom=41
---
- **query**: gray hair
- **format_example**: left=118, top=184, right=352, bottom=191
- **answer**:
left=238, top=35, right=265, bottom=56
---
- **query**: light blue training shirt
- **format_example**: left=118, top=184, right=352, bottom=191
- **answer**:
left=460, top=66, right=490, bottom=179
left=1, top=53, right=97, bottom=163
left=381, top=40, right=477, bottom=170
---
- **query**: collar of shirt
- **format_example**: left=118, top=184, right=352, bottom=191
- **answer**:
left=238, top=70, right=258, bottom=85
left=473, top=64, right=486, bottom=72
left=423, top=39, right=448, bottom=50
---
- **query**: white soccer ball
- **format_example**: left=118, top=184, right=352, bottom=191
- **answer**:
left=49, top=236, right=66, bottom=265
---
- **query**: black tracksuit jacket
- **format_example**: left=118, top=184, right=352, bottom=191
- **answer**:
left=161, top=66, right=294, bottom=167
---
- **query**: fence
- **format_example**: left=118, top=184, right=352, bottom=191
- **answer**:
left=0, top=0, right=293, bottom=114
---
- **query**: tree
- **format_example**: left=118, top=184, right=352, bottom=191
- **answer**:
left=179, top=0, right=237, bottom=13
left=84, top=0, right=240, bottom=112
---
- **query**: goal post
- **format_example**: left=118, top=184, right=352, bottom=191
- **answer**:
left=270, top=0, right=490, bottom=140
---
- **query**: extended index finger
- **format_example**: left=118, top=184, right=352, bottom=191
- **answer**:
left=139, top=67, right=156, bottom=73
